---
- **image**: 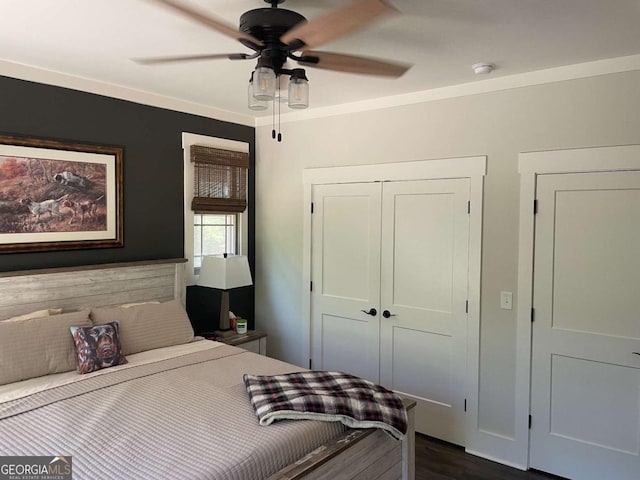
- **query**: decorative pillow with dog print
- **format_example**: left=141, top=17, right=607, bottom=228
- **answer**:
left=71, top=322, right=127, bottom=374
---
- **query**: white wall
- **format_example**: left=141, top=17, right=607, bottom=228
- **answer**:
left=254, top=69, right=640, bottom=461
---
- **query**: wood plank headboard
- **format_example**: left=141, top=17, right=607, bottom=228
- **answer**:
left=0, top=259, right=187, bottom=321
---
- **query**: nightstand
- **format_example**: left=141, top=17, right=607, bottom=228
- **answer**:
left=201, top=330, right=267, bottom=356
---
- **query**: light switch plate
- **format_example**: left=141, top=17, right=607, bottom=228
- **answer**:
left=500, top=291, right=513, bottom=310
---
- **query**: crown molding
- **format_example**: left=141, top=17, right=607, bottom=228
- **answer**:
left=0, top=59, right=254, bottom=127
left=256, top=53, right=640, bottom=126
left=3, top=53, right=639, bottom=129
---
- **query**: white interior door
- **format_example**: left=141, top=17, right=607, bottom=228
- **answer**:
left=311, top=183, right=382, bottom=382
left=530, top=171, right=640, bottom=480
left=379, top=179, right=470, bottom=445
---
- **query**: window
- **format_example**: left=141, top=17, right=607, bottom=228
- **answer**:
left=193, top=213, right=237, bottom=272
left=182, top=133, right=249, bottom=285
left=190, top=145, right=248, bottom=213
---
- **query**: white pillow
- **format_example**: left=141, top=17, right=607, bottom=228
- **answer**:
left=2, top=308, right=63, bottom=322
left=119, top=301, right=160, bottom=308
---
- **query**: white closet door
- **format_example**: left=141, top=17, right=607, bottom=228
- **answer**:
left=379, top=179, right=470, bottom=445
left=530, top=171, right=640, bottom=480
left=311, top=182, right=382, bottom=382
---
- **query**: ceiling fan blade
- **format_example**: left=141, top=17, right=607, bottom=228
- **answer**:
left=133, top=53, right=253, bottom=65
left=298, top=51, right=410, bottom=78
left=281, top=0, right=395, bottom=50
left=150, top=0, right=262, bottom=48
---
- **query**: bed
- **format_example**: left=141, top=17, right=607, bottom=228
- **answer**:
left=0, top=259, right=415, bottom=480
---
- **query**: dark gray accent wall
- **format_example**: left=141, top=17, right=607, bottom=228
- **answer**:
left=0, top=75, right=255, bottom=325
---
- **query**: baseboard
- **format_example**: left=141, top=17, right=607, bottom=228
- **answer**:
left=464, top=449, right=527, bottom=471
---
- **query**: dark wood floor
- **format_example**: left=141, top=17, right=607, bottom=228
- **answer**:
left=415, top=434, right=565, bottom=480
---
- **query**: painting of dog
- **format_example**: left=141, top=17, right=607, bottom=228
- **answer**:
left=0, top=133, right=122, bottom=252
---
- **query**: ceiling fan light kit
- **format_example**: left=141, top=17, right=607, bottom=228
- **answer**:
left=252, top=59, right=278, bottom=101
left=248, top=72, right=269, bottom=111
left=143, top=0, right=411, bottom=140
left=287, top=69, right=309, bottom=109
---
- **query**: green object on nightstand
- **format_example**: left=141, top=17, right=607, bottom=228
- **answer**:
left=236, top=318, right=248, bottom=334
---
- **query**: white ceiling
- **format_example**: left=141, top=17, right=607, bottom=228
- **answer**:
left=2, top=0, right=640, bottom=120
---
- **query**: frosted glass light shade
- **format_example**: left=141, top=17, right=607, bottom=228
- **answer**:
left=248, top=82, right=268, bottom=110
left=252, top=66, right=276, bottom=101
left=199, top=255, right=253, bottom=290
left=288, top=76, right=309, bottom=109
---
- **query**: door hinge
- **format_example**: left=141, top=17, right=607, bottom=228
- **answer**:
left=311, top=202, right=314, bottom=214
left=309, top=358, right=313, bottom=369
left=529, top=415, right=532, bottom=429
left=533, top=199, right=538, bottom=215
left=467, top=201, right=471, bottom=214
left=310, top=281, right=313, bottom=292
left=464, top=398, right=467, bottom=412
left=531, top=307, right=535, bottom=323
left=465, top=300, right=469, bottom=313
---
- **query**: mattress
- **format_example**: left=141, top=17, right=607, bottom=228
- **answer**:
left=0, top=340, right=346, bottom=480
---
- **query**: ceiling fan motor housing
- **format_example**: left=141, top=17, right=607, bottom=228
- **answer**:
left=240, top=8, right=306, bottom=44
left=240, top=7, right=306, bottom=72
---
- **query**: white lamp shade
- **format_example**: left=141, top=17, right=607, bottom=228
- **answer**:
left=199, top=255, right=253, bottom=290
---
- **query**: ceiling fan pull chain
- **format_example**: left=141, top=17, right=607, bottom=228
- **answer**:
left=277, top=83, right=282, bottom=142
left=272, top=96, right=276, bottom=139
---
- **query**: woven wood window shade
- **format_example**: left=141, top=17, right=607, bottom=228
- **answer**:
left=191, top=145, right=249, bottom=213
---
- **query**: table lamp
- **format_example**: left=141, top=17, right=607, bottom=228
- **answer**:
left=198, top=254, right=253, bottom=337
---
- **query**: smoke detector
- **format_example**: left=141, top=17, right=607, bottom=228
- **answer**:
left=472, top=63, right=495, bottom=75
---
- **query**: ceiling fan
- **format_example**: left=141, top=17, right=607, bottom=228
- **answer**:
left=136, top=0, right=411, bottom=82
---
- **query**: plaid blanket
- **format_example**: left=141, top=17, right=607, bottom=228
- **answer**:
left=243, top=371, right=408, bottom=440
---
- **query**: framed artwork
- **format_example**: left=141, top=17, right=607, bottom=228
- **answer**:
left=0, top=134, right=123, bottom=253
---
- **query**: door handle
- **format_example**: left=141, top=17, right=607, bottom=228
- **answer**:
left=361, top=308, right=377, bottom=316
left=382, top=310, right=396, bottom=319
left=633, top=352, right=640, bottom=356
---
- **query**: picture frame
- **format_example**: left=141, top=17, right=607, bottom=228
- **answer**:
left=0, top=134, right=123, bottom=253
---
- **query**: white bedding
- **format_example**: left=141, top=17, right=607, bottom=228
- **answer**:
left=0, top=341, right=347, bottom=480
left=0, top=338, right=219, bottom=402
